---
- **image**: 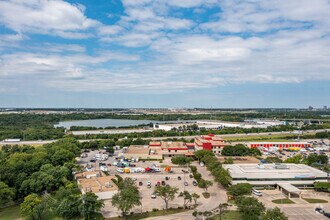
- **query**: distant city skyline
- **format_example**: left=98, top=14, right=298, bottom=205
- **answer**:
left=0, top=0, right=330, bottom=108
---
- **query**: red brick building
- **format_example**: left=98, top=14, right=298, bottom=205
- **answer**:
left=194, top=134, right=229, bottom=154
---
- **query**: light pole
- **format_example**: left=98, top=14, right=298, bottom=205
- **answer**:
left=82, top=195, right=85, bottom=220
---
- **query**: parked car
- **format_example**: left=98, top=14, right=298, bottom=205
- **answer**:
left=139, top=181, right=143, bottom=186
left=252, top=189, right=262, bottom=196
left=151, top=193, right=156, bottom=199
left=165, top=176, right=170, bottom=180
left=189, top=174, right=193, bottom=178
left=192, top=181, right=198, bottom=186
left=184, top=182, right=188, bottom=186
left=156, top=181, right=160, bottom=186
left=161, top=180, right=166, bottom=185
left=178, top=176, right=181, bottom=180
left=90, top=159, right=96, bottom=163
left=323, top=212, right=330, bottom=218
left=315, top=207, right=324, bottom=214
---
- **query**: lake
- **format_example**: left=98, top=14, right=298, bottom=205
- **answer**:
left=54, top=118, right=193, bottom=129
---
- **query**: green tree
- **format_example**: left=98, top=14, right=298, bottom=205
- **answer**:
left=178, top=191, right=192, bottom=208
left=228, top=183, right=252, bottom=197
left=305, top=154, right=328, bottom=165
left=223, top=157, right=234, bottom=164
left=0, top=181, right=15, bottom=207
left=236, top=196, right=265, bottom=220
left=262, top=207, right=288, bottom=220
left=198, top=179, right=213, bottom=192
left=111, top=178, right=141, bottom=217
left=194, top=150, right=214, bottom=161
left=20, top=193, right=43, bottom=219
left=265, top=157, right=282, bottom=163
left=218, top=203, right=229, bottom=220
left=154, top=185, right=178, bottom=210
left=191, top=193, right=200, bottom=206
left=82, top=192, right=104, bottom=220
left=314, top=182, right=330, bottom=192
left=284, top=154, right=303, bottom=164
left=171, top=156, right=193, bottom=166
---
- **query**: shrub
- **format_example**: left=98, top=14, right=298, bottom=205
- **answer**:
left=228, top=183, right=252, bottom=197
left=314, top=182, right=330, bottom=192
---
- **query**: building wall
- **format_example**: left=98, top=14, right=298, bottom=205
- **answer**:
left=124, top=153, right=162, bottom=160
left=95, top=190, right=118, bottom=200
left=249, top=142, right=311, bottom=149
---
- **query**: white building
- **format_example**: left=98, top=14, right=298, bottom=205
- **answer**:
left=224, top=163, right=327, bottom=187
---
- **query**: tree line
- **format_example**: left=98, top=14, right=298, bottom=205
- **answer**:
left=0, top=138, right=104, bottom=219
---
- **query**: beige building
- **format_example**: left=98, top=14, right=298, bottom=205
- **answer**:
left=75, top=171, right=118, bottom=200
left=124, top=145, right=162, bottom=160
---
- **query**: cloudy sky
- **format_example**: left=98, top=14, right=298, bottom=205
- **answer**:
left=0, top=0, right=329, bottom=108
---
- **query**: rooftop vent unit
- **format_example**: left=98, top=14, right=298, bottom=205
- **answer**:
left=274, top=164, right=289, bottom=169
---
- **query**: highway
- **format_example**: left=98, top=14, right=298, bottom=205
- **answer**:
left=1, top=129, right=329, bottom=146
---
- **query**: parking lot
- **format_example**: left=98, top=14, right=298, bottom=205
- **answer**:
left=255, top=189, right=330, bottom=220
left=77, top=151, right=227, bottom=218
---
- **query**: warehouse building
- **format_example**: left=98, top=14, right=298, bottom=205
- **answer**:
left=223, top=163, right=327, bottom=198
left=248, top=142, right=311, bottom=150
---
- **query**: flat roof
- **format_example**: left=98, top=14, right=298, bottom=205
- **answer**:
left=76, top=174, right=118, bottom=194
left=126, top=146, right=150, bottom=154
left=223, top=163, right=327, bottom=179
left=161, top=141, right=186, bottom=149
left=277, top=182, right=301, bottom=194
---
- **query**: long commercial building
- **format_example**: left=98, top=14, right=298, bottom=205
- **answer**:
left=248, top=142, right=311, bottom=149
left=223, top=163, right=327, bottom=187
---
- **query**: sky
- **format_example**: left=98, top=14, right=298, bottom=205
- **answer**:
left=0, top=0, right=330, bottom=108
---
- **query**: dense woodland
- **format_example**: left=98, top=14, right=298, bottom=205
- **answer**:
left=0, top=138, right=105, bottom=219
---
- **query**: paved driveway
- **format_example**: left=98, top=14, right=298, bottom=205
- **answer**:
left=256, top=189, right=330, bottom=220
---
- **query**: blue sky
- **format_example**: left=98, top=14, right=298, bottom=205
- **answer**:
left=0, top=0, right=329, bottom=108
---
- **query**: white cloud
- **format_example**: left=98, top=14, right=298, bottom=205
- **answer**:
left=1, top=0, right=330, bottom=95
left=0, top=0, right=99, bottom=38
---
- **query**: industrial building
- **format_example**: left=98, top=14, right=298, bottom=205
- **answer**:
left=153, top=120, right=286, bottom=131
left=223, top=163, right=327, bottom=198
left=248, top=142, right=311, bottom=150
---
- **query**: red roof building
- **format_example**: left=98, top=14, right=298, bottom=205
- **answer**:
left=194, top=134, right=229, bottom=154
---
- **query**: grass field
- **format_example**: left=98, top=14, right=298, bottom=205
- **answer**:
left=106, top=208, right=188, bottom=220
left=223, top=134, right=298, bottom=142
left=272, top=198, right=295, bottom=204
left=303, top=198, right=328, bottom=203
left=0, top=205, right=22, bottom=220
left=210, top=211, right=242, bottom=220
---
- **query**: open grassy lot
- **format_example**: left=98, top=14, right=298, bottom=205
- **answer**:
left=303, top=198, right=328, bottom=203
left=272, top=198, right=295, bottom=204
left=210, top=211, right=242, bottom=220
left=106, top=208, right=188, bottom=220
left=223, top=134, right=297, bottom=142
left=0, top=205, right=22, bottom=220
